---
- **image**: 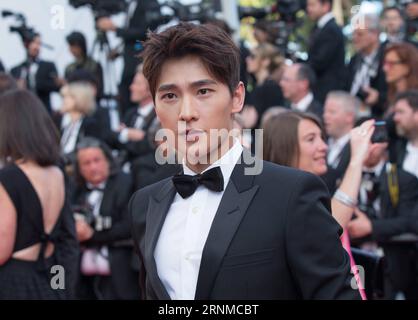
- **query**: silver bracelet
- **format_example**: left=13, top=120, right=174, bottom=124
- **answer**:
left=333, top=189, right=357, bottom=208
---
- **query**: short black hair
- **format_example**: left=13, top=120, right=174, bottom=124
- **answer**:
left=296, top=63, right=316, bottom=89
left=394, top=90, right=418, bottom=111
left=66, top=31, right=87, bottom=58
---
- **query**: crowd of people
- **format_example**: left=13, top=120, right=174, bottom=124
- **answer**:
left=1, top=0, right=418, bottom=300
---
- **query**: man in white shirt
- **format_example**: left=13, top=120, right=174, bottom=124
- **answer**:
left=322, top=91, right=360, bottom=192
left=393, top=90, right=418, bottom=179
left=280, top=63, right=323, bottom=117
left=129, top=22, right=360, bottom=300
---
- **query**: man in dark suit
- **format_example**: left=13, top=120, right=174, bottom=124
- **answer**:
left=10, top=34, right=61, bottom=113
left=105, top=64, right=158, bottom=164
left=280, top=63, right=323, bottom=118
left=96, top=0, right=161, bottom=116
left=72, top=137, right=139, bottom=299
left=306, top=0, right=345, bottom=104
left=321, top=91, right=360, bottom=193
left=129, top=22, right=360, bottom=300
left=345, top=13, right=387, bottom=118
left=392, top=90, right=418, bottom=179
left=347, top=142, right=418, bottom=299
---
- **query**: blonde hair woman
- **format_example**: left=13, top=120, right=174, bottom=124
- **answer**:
left=59, top=82, right=100, bottom=160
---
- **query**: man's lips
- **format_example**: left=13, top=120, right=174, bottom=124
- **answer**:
left=180, top=129, right=205, bottom=142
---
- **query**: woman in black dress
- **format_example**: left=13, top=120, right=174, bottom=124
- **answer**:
left=0, top=89, right=79, bottom=299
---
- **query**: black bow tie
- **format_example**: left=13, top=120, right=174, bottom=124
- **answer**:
left=172, top=166, right=224, bottom=199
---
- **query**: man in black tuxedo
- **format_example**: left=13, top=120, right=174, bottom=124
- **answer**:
left=10, top=34, right=61, bottom=113
left=105, top=64, right=157, bottom=164
left=129, top=22, right=360, bottom=300
left=96, top=0, right=161, bottom=116
left=72, top=137, right=139, bottom=299
left=280, top=63, right=323, bottom=118
left=345, top=14, right=387, bottom=118
left=306, top=0, right=345, bottom=104
left=347, top=142, right=418, bottom=299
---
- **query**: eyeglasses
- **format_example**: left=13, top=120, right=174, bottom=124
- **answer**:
left=248, top=53, right=258, bottom=59
left=383, top=60, right=404, bottom=67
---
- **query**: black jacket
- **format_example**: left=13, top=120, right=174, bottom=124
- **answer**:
left=73, top=171, right=140, bottom=299
left=129, top=150, right=360, bottom=300
left=345, top=44, right=388, bottom=118
left=11, top=60, right=60, bottom=112
left=308, top=18, right=346, bottom=103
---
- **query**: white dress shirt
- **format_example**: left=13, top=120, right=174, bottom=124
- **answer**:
left=61, top=116, right=83, bottom=155
left=154, top=141, right=244, bottom=300
left=119, top=102, right=154, bottom=143
left=291, top=92, right=313, bottom=112
left=327, top=133, right=351, bottom=168
left=317, top=12, right=334, bottom=29
left=403, top=142, right=418, bottom=179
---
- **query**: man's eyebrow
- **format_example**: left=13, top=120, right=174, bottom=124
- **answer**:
left=157, top=79, right=218, bottom=93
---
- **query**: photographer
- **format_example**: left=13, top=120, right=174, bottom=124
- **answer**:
left=72, top=137, right=139, bottom=300
left=10, top=33, right=62, bottom=113
left=346, top=13, right=388, bottom=119
left=96, top=0, right=161, bottom=116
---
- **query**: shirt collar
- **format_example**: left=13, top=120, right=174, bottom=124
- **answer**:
left=406, top=142, right=418, bottom=154
left=183, top=140, right=244, bottom=190
left=86, top=181, right=106, bottom=191
left=137, top=102, right=154, bottom=117
left=293, top=92, right=313, bottom=112
left=317, top=12, right=334, bottom=29
left=329, top=132, right=351, bottom=149
left=363, top=159, right=385, bottom=175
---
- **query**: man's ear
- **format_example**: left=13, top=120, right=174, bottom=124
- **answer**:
left=231, top=81, right=245, bottom=114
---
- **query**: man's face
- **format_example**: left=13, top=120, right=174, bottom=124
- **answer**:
left=352, top=28, right=378, bottom=54
left=307, top=0, right=329, bottom=21
left=69, top=44, right=83, bottom=59
left=280, top=65, right=304, bottom=102
left=77, top=147, right=110, bottom=186
left=394, top=99, right=418, bottom=138
left=130, top=72, right=152, bottom=104
left=154, top=55, right=244, bottom=166
left=382, top=9, right=404, bottom=35
left=323, top=97, right=354, bottom=138
left=28, top=36, right=41, bottom=58
left=363, top=143, right=388, bottom=168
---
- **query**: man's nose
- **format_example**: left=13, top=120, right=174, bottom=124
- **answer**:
left=179, top=95, right=198, bottom=122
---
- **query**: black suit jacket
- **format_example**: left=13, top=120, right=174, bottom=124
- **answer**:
left=308, top=18, right=345, bottom=103
left=368, top=167, right=418, bottom=292
left=321, top=142, right=351, bottom=195
left=345, top=44, right=388, bottom=118
left=11, top=60, right=60, bottom=112
left=73, top=172, right=140, bottom=299
left=106, top=107, right=157, bottom=161
left=129, top=151, right=361, bottom=300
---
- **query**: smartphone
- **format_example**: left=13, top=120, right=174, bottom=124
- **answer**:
left=371, top=121, right=389, bottom=143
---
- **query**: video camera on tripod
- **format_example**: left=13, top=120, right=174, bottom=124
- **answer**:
left=69, top=0, right=127, bottom=19
left=2, top=10, right=54, bottom=50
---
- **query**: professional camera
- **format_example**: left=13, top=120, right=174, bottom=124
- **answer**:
left=69, top=0, right=127, bottom=18
left=1, top=10, right=38, bottom=43
left=73, top=204, right=112, bottom=232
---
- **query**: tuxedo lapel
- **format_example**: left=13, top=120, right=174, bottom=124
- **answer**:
left=194, top=155, right=260, bottom=300
left=144, top=179, right=176, bottom=300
